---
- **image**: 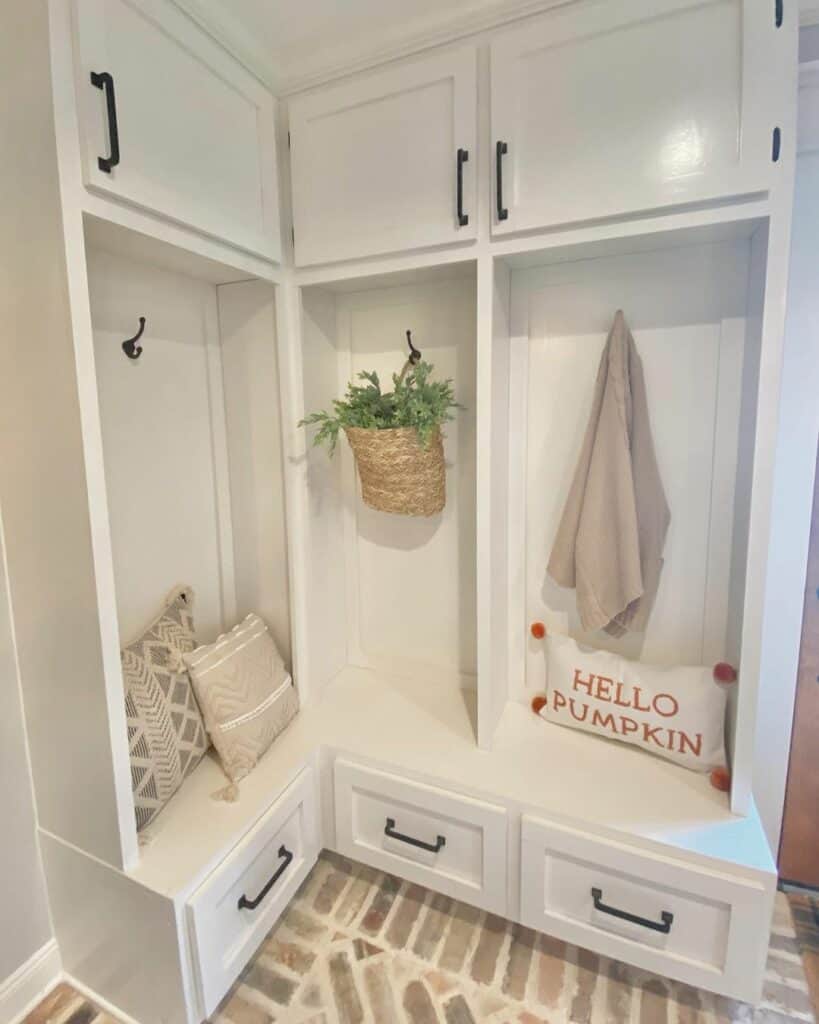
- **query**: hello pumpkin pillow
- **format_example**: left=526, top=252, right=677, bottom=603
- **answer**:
left=538, top=635, right=727, bottom=773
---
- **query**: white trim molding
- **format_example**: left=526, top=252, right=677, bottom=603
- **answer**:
left=171, top=0, right=576, bottom=95
left=62, top=974, right=142, bottom=1024
left=0, top=941, right=61, bottom=1024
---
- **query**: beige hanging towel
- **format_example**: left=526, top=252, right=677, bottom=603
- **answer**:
left=547, top=310, right=670, bottom=636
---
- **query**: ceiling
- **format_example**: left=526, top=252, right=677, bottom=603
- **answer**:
left=173, top=0, right=558, bottom=93
left=176, top=0, right=819, bottom=95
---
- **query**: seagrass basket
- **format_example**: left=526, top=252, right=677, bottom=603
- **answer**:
left=344, top=425, right=445, bottom=517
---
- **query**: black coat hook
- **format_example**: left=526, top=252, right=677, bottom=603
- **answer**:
left=406, top=329, right=421, bottom=365
left=122, top=317, right=146, bottom=360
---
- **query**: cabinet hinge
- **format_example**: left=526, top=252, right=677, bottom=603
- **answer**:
left=772, top=126, right=782, bottom=162
left=775, top=0, right=783, bottom=28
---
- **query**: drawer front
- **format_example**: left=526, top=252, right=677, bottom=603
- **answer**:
left=520, top=815, right=773, bottom=1000
left=334, top=759, right=508, bottom=914
left=187, top=768, right=319, bottom=1017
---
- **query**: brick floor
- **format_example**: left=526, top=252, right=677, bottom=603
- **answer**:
left=23, top=855, right=818, bottom=1024
left=788, top=891, right=819, bottom=1019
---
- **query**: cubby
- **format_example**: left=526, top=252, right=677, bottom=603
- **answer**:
left=296, top=264, right=479, bottom=728
left=73, top=216, right=294, bottom=872
left=484, top=218, right=777, bottom=815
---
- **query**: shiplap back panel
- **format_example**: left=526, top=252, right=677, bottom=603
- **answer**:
left=300, top=287, right=350, bottom=691
left=88, top=248, right=232, bottom=643
left=511, top=239, right=754, bottom=693
left=219, top=279, right=292, bottom=665
left=336, top=276, right=478, bottom=683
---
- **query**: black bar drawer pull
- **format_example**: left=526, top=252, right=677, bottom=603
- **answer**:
left=775, top=0, right=783, bottom=28
left=591, top=887, right=673, bottom=934
left=457, top=147, right=469, bottom=227
left=90, top=71, right=120, bottom=173
left=496, top=140, right=509, bottom=221
left=238, top=845, right=293, bottom=911
left=385, top=817, right=446, bottom=854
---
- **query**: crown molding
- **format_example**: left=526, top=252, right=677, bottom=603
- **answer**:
left=171, top=0, right=281, bottom=90
left=171, top=0, right=575, bottom=97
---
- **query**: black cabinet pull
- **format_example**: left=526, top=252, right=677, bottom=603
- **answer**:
left=591, top=887, right=673, bottom=934
left=238, top=845, right=293, bottom=911
left=385, top=817, right=446, bottom=854
left=90, top=71, right=120, bottom=173
left=775, top=0, right=783, bottom=27
left=772, top=126, right=782, bottom=163
left=496, top=140, right=509, bottom=222
left=457, top=147, right=469, bottom=227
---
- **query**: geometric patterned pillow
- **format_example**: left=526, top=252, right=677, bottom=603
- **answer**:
left=121, top=586, right=208, bottom=831
left=183, top=613, right=298, bottom=787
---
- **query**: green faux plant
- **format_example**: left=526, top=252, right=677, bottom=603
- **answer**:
left=299, top=359, right=460, bottom=455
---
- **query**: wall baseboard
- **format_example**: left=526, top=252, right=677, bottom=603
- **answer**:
left=62, top=975, right=141, bottom=1024
left=0, top=940, right=61, bottom=1024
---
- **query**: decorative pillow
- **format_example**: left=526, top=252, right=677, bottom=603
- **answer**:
left=122, top=586, right=208, bottom=831
left=538, top=635, right=727, bottom=773
left=183, top=614, right=299, bottom=786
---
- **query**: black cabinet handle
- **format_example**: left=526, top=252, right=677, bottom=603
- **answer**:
left=238, top=845, right=293, bottom=911
left=775, top=0, right=783, bottom=28
left=385, top=817, right=446, bottom=854
left=90, top=71, right=120, bottom=173
left=591, top=887, right=673, bottom=934
left=456, top=147, right=469, bottom=227
left=496, top=140, right=509, bottom=222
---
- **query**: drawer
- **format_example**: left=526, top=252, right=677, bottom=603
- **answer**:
left=334, top=759, right=508, bottom=914
left=187, top=768, right=319, bottom=1018
left=520, top=815, right=774, bottom=1001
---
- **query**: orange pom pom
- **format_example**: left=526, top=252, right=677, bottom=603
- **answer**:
left=531, top=695, right=548, bottom=715
left=710, top=766, right=731, bottom=792
left=530, top=621, right=546, bottom=640
left=713, top=663, right=737, bottom=684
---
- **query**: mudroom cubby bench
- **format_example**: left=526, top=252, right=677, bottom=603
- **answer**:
left=109, top=664, right=775, bottom=1018
left=5, top=1, right=799, bottom=1023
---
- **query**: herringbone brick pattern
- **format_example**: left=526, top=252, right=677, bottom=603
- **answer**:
left=23, top=856, right=817, bottom=1024
left=213, top=853, right=815, bottom=1024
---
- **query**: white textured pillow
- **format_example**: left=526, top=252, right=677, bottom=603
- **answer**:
left=184, top=614, right=298, bottom=785
left=539, top=635, right=727, bottom=773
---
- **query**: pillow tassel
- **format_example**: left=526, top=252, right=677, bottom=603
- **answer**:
left=211, top=781, right=240, bottom=803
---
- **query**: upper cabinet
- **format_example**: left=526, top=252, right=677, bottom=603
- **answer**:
left=73, top=0, right=282, bottom=262
left=289, top=49, right=477, bottom=266
left=491, top=0, right=784, bottom=235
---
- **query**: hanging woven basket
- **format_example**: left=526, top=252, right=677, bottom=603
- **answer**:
left=345, top=425, right=445, bottom=517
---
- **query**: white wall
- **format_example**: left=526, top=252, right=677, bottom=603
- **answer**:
left=0, top=511, right=53, bottom=985
left=753, top=58, right=819, bottom=853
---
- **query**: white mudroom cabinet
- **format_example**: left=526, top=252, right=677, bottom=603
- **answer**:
left=289, top=48, right=478, bottom=266
left=1, top=0, right=802, bottom=1022
left=490, top=0, right=787, bottom=234
left=72, top=0, right=282, bottom=261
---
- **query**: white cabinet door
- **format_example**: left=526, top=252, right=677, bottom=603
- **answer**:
left=491, top=0, right=783, bottom=235
left=289, top=49, right=477, bottom=266
left=73, top=0, right=281, bottom=261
